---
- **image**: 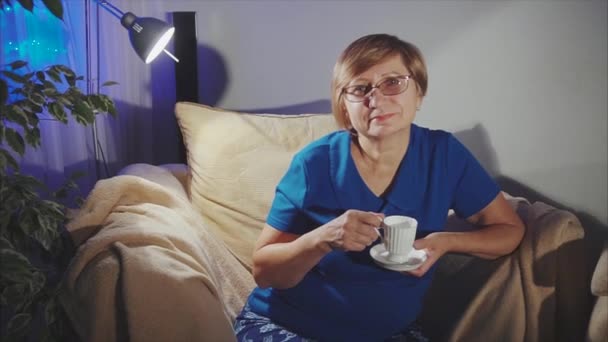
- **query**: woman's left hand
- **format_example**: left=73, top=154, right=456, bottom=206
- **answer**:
left=402, top=232, right=448, bottom=277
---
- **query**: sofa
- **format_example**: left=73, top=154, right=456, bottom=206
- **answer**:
left=60, top=102, right=607, bottom=342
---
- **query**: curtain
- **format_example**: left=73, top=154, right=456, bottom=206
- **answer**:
left=1, top=0, right=97, bottom=199
left=94, top=0, right=180, bottom=177
left=3, top=0, right=191, bottom=199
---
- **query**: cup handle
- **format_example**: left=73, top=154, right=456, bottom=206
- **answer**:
left=374, top=226, right=385, bottom=245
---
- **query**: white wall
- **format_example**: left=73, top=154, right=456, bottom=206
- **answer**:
left=103, top=0, right=607, bottom=227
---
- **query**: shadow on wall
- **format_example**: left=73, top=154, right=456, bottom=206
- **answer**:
left=453, top=123, right=500, bottom=177
left=197, top=44, right=229, bottom=106
left=194, top=42, right=332, bottom=115
left=242, top=99, right=332, bottom=115
left=498, top=176, right=608, bottom=239
left=451, top=123, right=607, bottom=238
left=99, top=99, right=181, bottom=177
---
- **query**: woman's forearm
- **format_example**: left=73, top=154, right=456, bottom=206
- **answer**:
left=252, top=230, right=331, bottom=289
left=443, top=222, right=525, bottom=259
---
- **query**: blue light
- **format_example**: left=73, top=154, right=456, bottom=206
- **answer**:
left=1, top=0, right=69, bottom=101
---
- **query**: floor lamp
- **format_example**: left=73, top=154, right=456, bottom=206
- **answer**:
left=87, top=0, right=179, bottom=178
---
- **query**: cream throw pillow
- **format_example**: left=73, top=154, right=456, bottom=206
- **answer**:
left=175, top=102, right=338, bottom=270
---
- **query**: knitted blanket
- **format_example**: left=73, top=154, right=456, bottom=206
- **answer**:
left=61, top=173, right=255, bottom=342
left=421, top=199, right=593, bottom=342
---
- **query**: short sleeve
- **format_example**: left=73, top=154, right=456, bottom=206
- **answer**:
left=447, top=134, right=500, bottom=219
left=266, top=154, right=314, bottom=235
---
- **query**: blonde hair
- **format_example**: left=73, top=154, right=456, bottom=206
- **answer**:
left=331, top=34, right=428, bottom=129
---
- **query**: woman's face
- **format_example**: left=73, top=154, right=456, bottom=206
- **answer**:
left=343, top=54, right=423, bottom=139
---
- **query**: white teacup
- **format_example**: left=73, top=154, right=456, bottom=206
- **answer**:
left=381, top=215, right=418, bottom=263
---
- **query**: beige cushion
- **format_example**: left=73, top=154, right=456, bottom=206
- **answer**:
left=175, top=102, right=338, bottom=269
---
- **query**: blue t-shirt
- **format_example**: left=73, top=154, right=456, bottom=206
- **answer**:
left=247, top=125, right=500, bottom=342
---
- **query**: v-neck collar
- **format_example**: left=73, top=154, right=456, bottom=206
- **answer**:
left=329, top=126, right=422, bottom=214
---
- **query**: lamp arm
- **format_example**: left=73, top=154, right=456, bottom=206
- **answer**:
left=95, top=0, right=124, bottom=20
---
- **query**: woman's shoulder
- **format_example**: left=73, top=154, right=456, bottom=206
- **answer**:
left=413, top=125, right=476, bottom=162
left=294, top=130, right=347, bottom=162
left=413, top=124, right=454, bottom=146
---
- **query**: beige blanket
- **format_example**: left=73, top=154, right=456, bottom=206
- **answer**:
left=61, top=173, right=598, bottom=342
left=422, top=200, right=595, bottom=342
left=61, top=174, right=255, bottom=342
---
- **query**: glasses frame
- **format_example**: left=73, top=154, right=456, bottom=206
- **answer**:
left=342, top=75, right=412, bottom=103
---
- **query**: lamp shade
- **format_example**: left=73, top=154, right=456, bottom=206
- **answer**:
left=120, top=12, right=175, bottom=64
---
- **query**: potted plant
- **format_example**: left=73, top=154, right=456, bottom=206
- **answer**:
left=0, top=1, right=117, bottom=340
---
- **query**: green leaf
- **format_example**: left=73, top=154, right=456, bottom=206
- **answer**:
left=5, top=128, right=25, bottom=156
left=36, top=71, right=46, bottom=82
left=6, top=312, right=32, bottom=339
left=24, top=100, right=43, bottom=114
left=32, top=225, right=56, bottom=251
left=1, top=284, right=28, bottom=310
left=43, top=199, right=66, bottom=217
left=1, top=70, right=27, bottom=84
left=101, top=95, right=117, bottom=117
left=48, top=102, right=67, bottom=123
left=42, top=80, right=58, bottom=96
left=9, top=60, right=28, bottom=70
left=101, top=81, right=119, bottom=87
left=0, top=148, right=18, bottom=171
left=23, top=109, right=39, bottom=126
left=6, top=105, right=29, bottom=129
left=64, top=74, right=75, bottom=87
left=1, top=79, right=8, bottom=105
left=54, top=65, right=76, bottom=87
left=17, top=0, right=34, bottom=11
left=73, top=98, right=95, bottom=124
left=0, top=247, right=35, bottom=280
left=0, top=236, right=15, bottom=249
left=41, top=0, right=63, bottom=20
left=28, top=92, right=46, bottom=106
left=56, top=95, right=72, bottom=107
left=23, top=71, right=34, bottom=80
left=42, top=87, right=57, bottom=97
left=55, top=65, right=75, bottom=77
left=24, top=127, right=41, bottom=148
left=45, top=69, right=62, bottom=84
left=42, top=80, right=56, bottom=90
left=32, top=271, right=46, bottom=294
left=44, top=297, right=58, bottom=325
left=87, top=94, right=108, bottom=113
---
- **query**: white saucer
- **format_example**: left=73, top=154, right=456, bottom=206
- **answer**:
left=370, top=244, right=427, bottom=272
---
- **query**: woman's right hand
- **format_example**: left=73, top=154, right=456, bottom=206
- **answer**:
left=320, top=210, right=384, bottom=252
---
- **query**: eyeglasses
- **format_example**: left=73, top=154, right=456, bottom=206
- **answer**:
left=342, top=75, right=412, bottom=103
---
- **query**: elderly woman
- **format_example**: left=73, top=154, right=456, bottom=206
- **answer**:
left=234, top=33, right=525, bottom=342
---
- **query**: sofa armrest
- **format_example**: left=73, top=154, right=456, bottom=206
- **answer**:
left=587, top=240, right=608, bottom=342
left=61, top=245, right=237, bottom=342
left=158, top=163, right=189, bottom=193
left=591, top=240, right=608, bottom=296
left=420, top=200, right=596, bottom=342
left=118, top=163, right=189, bottom=199
left=62, top=168, right=251, bottom=342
